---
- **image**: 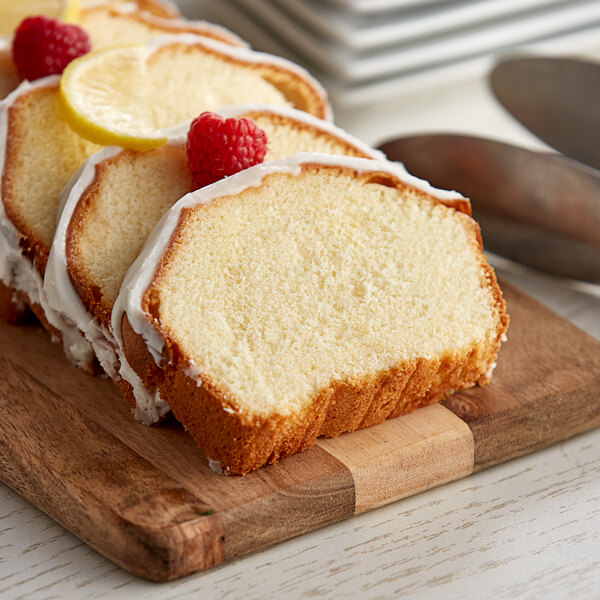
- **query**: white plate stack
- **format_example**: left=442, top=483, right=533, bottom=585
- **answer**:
left=190, top=0, right=600, bottom=107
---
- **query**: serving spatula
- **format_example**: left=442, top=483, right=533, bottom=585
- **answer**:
left=378, top=133, right=600, bottom=282
left=490, top=57, right=600, bottom=169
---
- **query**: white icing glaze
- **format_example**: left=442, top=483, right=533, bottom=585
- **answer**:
left=1, top=78, right=58, bottom=293
left=112, top=152, right=468, bottom=394
left=9, top=289, right=25, bottom=310
left=118, top=354, right=170, bottom=425
left=0, top=77, right=96, bottom=370
left=45, top=144, right=172, bottom=424
left=45, top=146, right=122, bottom=378
left=183, top=359, right=204, bottom=387
left=208, top=460, right=224, bottom=475
left=217, top=103, right=383, bottom=160
left=144, top=34, right=332, bottom=121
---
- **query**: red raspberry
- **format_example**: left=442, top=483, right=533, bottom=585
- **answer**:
left=186, top=112, right=268, bottom=188
left=12, top=16, right=91, bottom=81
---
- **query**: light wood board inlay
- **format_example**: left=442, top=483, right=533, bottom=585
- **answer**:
left=318, top=404, right=473, bottom=513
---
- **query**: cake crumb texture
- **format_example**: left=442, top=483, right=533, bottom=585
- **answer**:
left=137, top=164, right=507, bottom=473
left=2, top=84, right=99, bottom=271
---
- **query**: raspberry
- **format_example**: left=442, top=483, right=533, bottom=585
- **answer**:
left=12, top=16, right=91, bottom=81
left=186, top=112, right=268, bottom=188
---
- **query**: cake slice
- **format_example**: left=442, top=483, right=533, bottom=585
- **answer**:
left=113, top=154, right=509, bottom=474
left=0, top=77, right=100, bottom=364
left=78, top=3, right=245, bottom=50
left=59, top=34, right=330, bottom=144
left=0, top=2, right=244, bottom=102
left=45, top=106, right=383, bottom=421
left=1, top=40, right=328, bottom=360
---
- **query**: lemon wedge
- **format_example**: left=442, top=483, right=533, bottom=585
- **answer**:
left=0, top=0, right=80, bottom=35
left=59, top=45, right=167, bottom=151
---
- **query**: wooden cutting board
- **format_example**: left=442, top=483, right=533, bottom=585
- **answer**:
left=0, top=282, right=599, bottom=582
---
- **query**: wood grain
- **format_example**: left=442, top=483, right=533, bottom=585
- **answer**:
left=443, top=282, right=600, bottom=471
left=0, top=282, right=599, bottom=581
left=0, top=320, right=354, bottom=580
left=319, top=404, right=473, bottom=513
left=0, top=354, right=225, bottom=582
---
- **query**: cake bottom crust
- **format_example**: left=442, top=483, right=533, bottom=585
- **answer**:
left=152, top=339, right=499, bottom=475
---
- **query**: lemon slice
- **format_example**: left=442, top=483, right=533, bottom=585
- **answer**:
left=0, top=0, right=80, bottom=35
left=59, top=45, right=167, bottom=151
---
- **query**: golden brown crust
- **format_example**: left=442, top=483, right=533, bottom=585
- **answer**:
left=1, top=87, right=56, bottom=277
left=253, top=67, right=328, bottom=120
left=126, top=280, right=503, bottom=475
left=65, top=157, right=117, bottom=330
left=82, top=5, right=243, bottom=47
left=121, top=312, right=161, bottom=391
left=115, top=376, right=138, bottom=414
left=122, top=162, right=508, bottom=474
left=149, top=43, right=329, bottom=120
left=150, top=341, right=497, bottom=475
left=120, top=313, right=173, bottom=423
left=240, top=110, right=372, bottom=158
left=126, top=0, right=181, bottom=19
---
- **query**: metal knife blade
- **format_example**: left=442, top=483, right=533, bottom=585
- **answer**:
left=377, top=134, right=600, bottom=282
left=490, top=57, right=600, bottom=169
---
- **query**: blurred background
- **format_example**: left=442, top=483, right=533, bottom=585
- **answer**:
left=173, top=0, right=600, bottom=146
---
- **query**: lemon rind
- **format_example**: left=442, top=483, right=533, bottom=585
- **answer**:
left=59, top=45, right=168, bottom=151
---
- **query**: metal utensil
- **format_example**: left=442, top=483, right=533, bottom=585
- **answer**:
left=490, top=57, right=600, bottom=169
left=378, top=133, right=600, bottom=282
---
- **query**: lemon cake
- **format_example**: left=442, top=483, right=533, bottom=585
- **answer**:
left=44, top=106, right=383, bottom=422
left=1, top=40, right=328, bottom=362
left=0, top=77, right=100, bottom=362
left=112, top=154, right=509, bottom=473
left=0, top=2, right=244, bottom=101
left=59, top=34, right=330, bottom=151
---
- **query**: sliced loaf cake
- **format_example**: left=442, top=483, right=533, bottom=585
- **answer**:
left=60, top=35, right=330, bottom=149
left=0, top=77, right=100, bottom=365
left=45, top=106, right=383, bottom=421
left=113, top=154, right=509, bottom=473
left=0, top=2, right=244, bottom=102
left=0, top=41, right=329, bottom=360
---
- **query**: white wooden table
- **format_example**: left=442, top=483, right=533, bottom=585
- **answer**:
left=1, top=6, right=599, bottom=599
